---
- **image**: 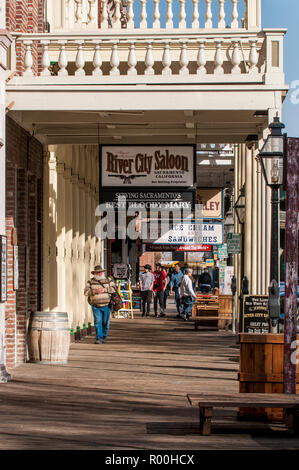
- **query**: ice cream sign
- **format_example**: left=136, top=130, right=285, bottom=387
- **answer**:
left=152, top=222, right=224, bottom=245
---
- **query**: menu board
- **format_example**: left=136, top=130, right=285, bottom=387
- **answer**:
left=243, top=295, right=269, bottom=333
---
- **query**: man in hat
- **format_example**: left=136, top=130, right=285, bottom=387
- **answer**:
left=153, top=263, right=167, bottom=317
left=84, top=265, right=117, bottom=344
left=139, top=264, right=154, bottom=317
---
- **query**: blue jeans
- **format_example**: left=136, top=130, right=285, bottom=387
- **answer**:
left=92, top=305, right=111, bottom=340
left=173, top=287, right=181, bottom=314
left=181, top=296, right=194, bottom=318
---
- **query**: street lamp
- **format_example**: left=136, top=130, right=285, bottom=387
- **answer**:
left=258, top=116, right=286, bottom=333
left=234, top=185, right=248, bottom=333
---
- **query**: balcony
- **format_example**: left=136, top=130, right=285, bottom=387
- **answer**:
left=5, top=0, right=288, bottom=145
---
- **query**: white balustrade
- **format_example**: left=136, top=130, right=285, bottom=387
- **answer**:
left=114, top=0, right=122, bottom=29
left=101, top=0, right=109, bottom=29
left=127, top=42, right=137, bottom=75
left=192, top=0, right=199, bottom=30
left=231, top=0, right=239, bottom=29
left=153, top=0, right=161, bottom=30
left=110, top=41, right=120, bottom=75
left=145, top=41, right=155, bottom=75
left=166, top=0, right=174, bottom=30
left=231, top=40, right=241, bottom=73
left=87, top=0, right=97, bottom=29
left=162, top=42, right=172, bottom=75
left=179, top=0, right=187, bottom=29
left=58, top=40, right=68, bottom=76
left=41, top=40, right=51, bottom=76
left=205, top=0, right=213, bottom=29
left=214, top=40, right=224, bottom=74
left=218, top=0, right=226, bottom=29
left=23, top=40, right=33, bottom=76
left=140, top=0, right=147, bottom=29
left=48, top=0, right=262, bottom=33
left=75, top=41, right=85, bottom=75
left=179, top=41, right=189, bottom=75
left=18, top=32, right=266, bottom=83
left=197, top=40, right=207, bottom=75
left=249, top=39, right=258, bottom=73
left=92, top=40, right=102, bottom=75
left=74, top=0, right=83, bottom=25
left=127, top=0, right=135, bottom=29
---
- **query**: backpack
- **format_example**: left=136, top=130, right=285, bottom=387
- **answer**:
left=109, top=292, right=123, bottom=312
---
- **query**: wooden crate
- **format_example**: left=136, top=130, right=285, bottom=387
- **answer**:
left=192, top=295, right=219, bottom=327
left=218, top=295, right=233, bottom=330
left=238, top=334, right=299, bottom=421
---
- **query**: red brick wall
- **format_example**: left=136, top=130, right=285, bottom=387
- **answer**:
left=5, top=116, right=43, bottom=370
left=6, top=0, right=46, bottom=75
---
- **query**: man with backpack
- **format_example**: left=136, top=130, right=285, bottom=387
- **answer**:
left=84, top=265, right=117, bottom=344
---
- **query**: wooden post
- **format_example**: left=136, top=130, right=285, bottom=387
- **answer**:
left=284, top=137, right=299, bottom=394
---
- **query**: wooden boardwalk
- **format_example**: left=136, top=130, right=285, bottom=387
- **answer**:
left=0, top=306, right=298, bottom=450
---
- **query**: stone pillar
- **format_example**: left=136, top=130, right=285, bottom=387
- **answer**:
left=78, top=154, right=86, bottom=330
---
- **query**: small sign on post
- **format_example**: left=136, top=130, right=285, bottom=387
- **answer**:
left=227, top=233, right=241, bottom=254
left=0, top=236, right=7, bottom=303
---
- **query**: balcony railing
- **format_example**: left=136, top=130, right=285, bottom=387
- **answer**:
left=47, top=0, right=261, bottom=32
left=7, top=1, right=286, bottom=87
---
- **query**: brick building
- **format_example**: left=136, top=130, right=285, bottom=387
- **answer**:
left=0, top=0, right=289, bottom=381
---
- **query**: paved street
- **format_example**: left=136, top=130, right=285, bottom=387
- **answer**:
left=0, top=305, right=298, bottom=450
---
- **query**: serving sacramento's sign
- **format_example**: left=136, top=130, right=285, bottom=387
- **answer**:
left=100, top=145, right=195, bottom=187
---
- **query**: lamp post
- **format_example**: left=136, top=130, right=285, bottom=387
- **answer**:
left=258, top=116, right=286, bottom=333
left=234, top=185, right=248, bottom=332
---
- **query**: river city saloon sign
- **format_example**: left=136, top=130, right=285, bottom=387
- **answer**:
left=100, top=145, right=195, bottom=187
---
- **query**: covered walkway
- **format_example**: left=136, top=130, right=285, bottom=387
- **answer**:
left=0, top=308, right=298, bottom=450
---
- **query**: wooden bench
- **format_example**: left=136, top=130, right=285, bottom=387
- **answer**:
left=187, top=393, right=299, bottom=435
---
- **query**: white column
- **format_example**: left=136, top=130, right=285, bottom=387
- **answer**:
left=71, top=165, right=80, bottom=329
left=251, top=148, right=258, bottom=294
left=0, top=30, right=12, bottom=382
left=244, top=145, right=252, bottom=290
left=57, top=159, right=67, bottom=313
left=64, top=161, right=73, bottom=327
left=42, top=149, right=50, bottom=311
left=48, top=147, right=59, bottom=311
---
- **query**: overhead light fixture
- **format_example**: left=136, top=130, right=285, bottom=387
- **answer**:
left=254, top=110, right=268, bottom=118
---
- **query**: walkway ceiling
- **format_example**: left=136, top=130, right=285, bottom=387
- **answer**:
left=8, top=109, right=267, bottom=146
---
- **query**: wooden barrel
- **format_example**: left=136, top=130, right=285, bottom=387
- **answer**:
left=27, top=312, right=70, bottom=365
left=238, top=333, right=299, bottom=421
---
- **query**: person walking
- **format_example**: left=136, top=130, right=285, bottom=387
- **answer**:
left=198, top=268, right=212, bottom=293
left=84, top=265, right=117, bottom=344
left=153, top=263, right=167, bottom=317
left=180, top=268, right=197, bottom=321
left=139, top=264, right=154, bottom=317
left=169, top=263, right=183, bottom=317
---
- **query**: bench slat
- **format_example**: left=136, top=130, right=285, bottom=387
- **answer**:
left=187, top=393, right=299, bottom=408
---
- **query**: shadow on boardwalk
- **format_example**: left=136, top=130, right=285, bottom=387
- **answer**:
left=0, top=311, right=298, bottom=450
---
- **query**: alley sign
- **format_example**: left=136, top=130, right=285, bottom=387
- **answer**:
left=101, top=145, right=195, bottom=187
left=227, top=233, right=241, bottom=254
left=152, top=222, right=224, bottom=245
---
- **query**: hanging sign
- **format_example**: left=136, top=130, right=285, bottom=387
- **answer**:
left=101, top=146, right=195, bottom=187
left=227, top=233, right=241, bottom=254
left=0, top=236, right=7, bottom=303
left=218, top=244, right=228, bottom=260
left=150, top=223, right=223, bottom=245
left=196, top=188, right=224, bottom=219
left=242, top=295, right=270, bottom=334
left=101, top=190, right=194, bottom=210
left=145, top=244, right=212, bottom=252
